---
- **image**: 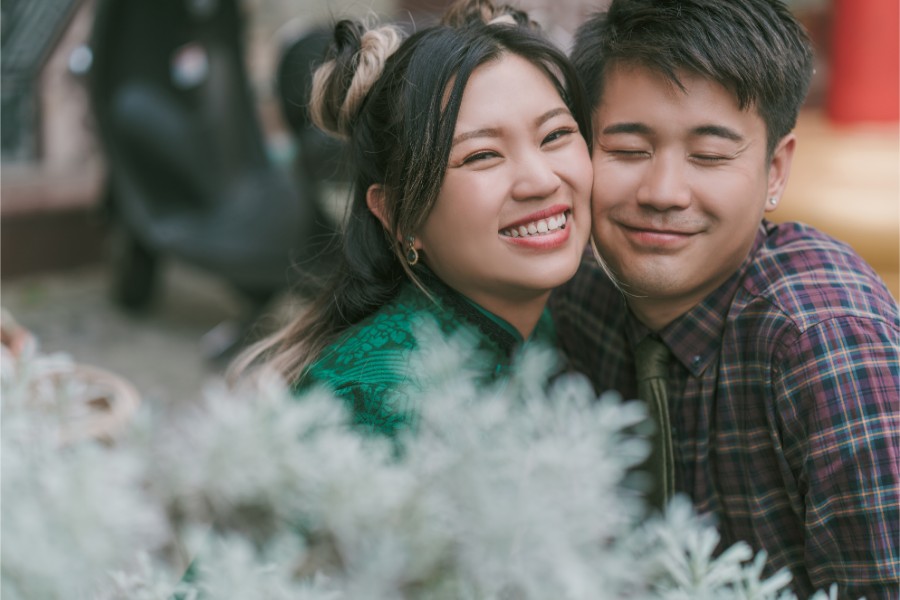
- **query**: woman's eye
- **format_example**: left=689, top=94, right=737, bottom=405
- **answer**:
left=543, top=128, right=575, bottom=145
left=462, top=151, right=498, bottom=165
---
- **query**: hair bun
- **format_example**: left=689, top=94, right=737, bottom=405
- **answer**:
left=310, top=20, right=405, bottom=139
left=441, top=0, right=538, bottom=30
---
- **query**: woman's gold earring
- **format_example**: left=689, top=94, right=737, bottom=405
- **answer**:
left=405, top=235, right=419, bottom=266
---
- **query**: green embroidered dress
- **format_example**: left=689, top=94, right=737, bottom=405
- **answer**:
left=296, top=269, right=555, bottom=437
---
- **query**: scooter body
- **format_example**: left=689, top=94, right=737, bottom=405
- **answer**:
left=88, top=0, right=336, bottom=313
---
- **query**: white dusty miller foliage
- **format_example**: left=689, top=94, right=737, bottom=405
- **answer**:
left=2, top=319, right=837, bottom=599
left=1, top=339, right=170, bottom=600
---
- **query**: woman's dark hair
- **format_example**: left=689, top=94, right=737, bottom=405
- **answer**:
left=571, top=0, right=814, bottom=158
left=233, top=0, right=592, bottom=383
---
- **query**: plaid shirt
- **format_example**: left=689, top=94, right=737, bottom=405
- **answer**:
left=549, top=221, right=900, bottom=599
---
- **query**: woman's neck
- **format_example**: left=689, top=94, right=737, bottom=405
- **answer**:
left=467, top=290, right=551, bottom=339
left=413, top=266, right=551, bottom=339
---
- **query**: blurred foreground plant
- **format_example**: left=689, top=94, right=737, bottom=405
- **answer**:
left=1, top=320, right=836, bottom=600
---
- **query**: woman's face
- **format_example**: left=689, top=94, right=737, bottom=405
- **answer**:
left=416, top=53, right=593, bottom=322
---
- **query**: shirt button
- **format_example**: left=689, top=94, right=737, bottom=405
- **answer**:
left=691, top=355, right=702, bottom=367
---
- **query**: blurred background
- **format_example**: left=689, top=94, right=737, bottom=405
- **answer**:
left=2, top=0, right=898, bottom=409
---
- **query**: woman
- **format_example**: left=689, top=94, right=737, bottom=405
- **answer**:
left=238, top=0, right=593, bottom=437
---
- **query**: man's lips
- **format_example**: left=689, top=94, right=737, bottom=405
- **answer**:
left=623, top=225, right=697, bottom=236
left=617, top=222, right=702, bottom=247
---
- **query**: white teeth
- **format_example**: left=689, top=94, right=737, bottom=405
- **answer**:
left=501, top=212, right=570, bottom=238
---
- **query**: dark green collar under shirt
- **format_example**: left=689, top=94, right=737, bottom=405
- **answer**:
left=295, top=269, right=556, bottom=437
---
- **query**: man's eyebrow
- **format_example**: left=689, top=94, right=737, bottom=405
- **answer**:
left=692, top=124, right=744, bottom=142
left=452, top=108, right=572, bottom=147
left=599, top=122, right=745, bottom=143
left=600, top=122, right=652, bottom=136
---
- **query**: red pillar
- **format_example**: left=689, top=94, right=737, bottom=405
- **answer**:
left=827, top=0, right=900, bottom=123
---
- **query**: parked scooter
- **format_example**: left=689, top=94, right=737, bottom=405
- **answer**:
left=86, top=0, right=340, bottom=359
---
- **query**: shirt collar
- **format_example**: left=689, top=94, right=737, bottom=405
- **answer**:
left=625, top=223, right=769, bottom=377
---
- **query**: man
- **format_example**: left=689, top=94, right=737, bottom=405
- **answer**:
left=549, top=0, right=900, bottom=597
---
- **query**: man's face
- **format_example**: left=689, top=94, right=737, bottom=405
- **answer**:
left=590, top=65, right=793, bottom=328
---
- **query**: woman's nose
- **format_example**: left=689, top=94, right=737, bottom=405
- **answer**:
left=510, top=150, right=561, bottom=201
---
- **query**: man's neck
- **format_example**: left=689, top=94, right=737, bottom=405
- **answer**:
left=627, top=296, right=696, bottom=332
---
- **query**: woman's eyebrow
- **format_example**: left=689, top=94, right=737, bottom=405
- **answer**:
left=536, top=107, right=570, bottom=126
left=452, top=127, right=501, bottom=147
left=452, top=107, right=571, bottom=147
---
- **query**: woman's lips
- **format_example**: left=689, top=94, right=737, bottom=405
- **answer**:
left=503, top=220, right=572, bottom=249
left=500, top=210, right=569, bottom=239
left=500, top=204, right=571, bottom=231
left=500, top=209, right=573, bottom=249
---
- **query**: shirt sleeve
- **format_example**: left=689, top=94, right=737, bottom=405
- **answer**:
left=774, top=314, right=900, bottom=599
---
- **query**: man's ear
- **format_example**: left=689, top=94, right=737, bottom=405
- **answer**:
left=765, top=133, right=796, bottom=213
left=366, top=184, right=393, bottom=231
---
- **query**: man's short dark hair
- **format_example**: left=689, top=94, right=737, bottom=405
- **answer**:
left=571, top=0, right=814, bottom=157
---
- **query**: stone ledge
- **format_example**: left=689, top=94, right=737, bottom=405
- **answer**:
left=1, top=160, right=105, bottom=217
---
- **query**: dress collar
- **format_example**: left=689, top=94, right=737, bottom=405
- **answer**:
left=415, top=267, right=524, bottom=355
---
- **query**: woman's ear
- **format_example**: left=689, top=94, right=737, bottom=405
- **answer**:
left=366, top=184, right=393, bottom=231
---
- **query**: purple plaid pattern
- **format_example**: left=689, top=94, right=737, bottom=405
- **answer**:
left=550, top=221, right=900, bottom=599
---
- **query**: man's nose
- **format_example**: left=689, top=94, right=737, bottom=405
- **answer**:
left=635, top=152, right=691, bottom=210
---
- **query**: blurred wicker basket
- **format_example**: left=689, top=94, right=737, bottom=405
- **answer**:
left=37, top=363, right=142, bottom=445
left=3, top=308, right=142, bottom=444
